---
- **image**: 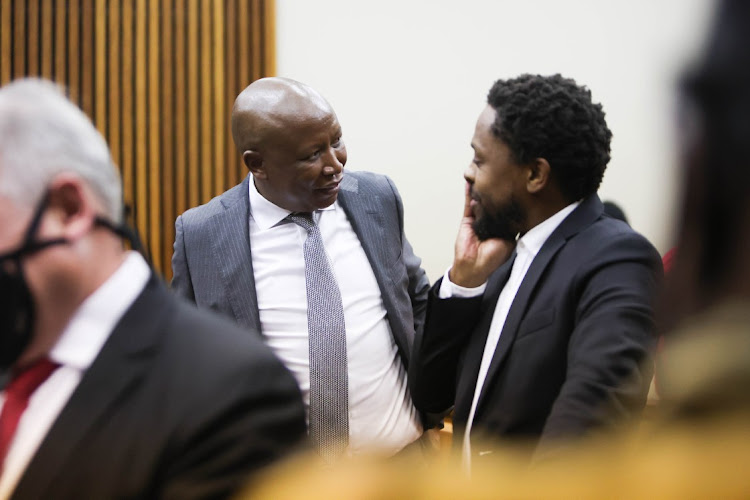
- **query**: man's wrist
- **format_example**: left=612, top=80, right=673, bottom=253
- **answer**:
left=440, top=268, right=486, bottom=298
left=449, top=265, right=489, bottom=289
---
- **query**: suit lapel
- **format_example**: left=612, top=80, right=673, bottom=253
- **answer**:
left=454, top=255, right=515, bottom=423
left=13, top=276, right=168, bottom=499
left=336, top=175, right=410, bottom=353
left=336, top=175, right=387, bottom=282
left=474, top=195, right=605, bottom=412
left=337, top=174, right=384, bottom=265
left=211, top=176, right=262, bottom=334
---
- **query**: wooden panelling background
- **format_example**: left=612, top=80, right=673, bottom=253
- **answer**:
left=0, top=0, right=275, bottom=279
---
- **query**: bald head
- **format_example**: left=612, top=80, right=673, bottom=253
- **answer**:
left=231, top=77, right=334, bottom=153
left=229, top=78, right=347, bottom=212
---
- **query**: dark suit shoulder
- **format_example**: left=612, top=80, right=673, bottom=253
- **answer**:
left=567, top=215, right=661, bottom=267
left=117, top=280, right=301, bottom=415
left=157, top=292, right=306, bottom=487
left=162, top=295, right=295, bottom=386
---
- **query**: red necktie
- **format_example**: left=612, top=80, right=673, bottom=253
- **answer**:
left=0, top=358, right=59, bottom=468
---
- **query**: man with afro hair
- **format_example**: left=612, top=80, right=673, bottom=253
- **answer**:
left=410, top=74, right=662, bottom=465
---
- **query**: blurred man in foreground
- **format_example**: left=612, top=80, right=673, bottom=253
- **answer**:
left=0, top=79, right=305, bottom=499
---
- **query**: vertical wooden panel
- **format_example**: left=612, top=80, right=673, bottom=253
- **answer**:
left=94, top=0, right=106, bottom=137
left=107, top=0, right=120, bottom=172
left=135, top=0, right=147, bottom=243
left=224, top=0, right=237, bottom=188
left=14, top=0, right=26, bottom=76
left=251, top=0, right=262, bottom=78
left=0, top=1, right=11, bottom=84
left=174, top=2, right=187, bottom=216
left=148, top=0, right=161, bottom=269
left=55, top=0, right=67, bottom=84
left=213, top=0, right=225, bottom=196
left=236, top=0, right=250, bottom=191
left=121, top=1, right=134, bottom=224
left=161, top=0, right=175, bottom=278
left=27, top=0, right=40, bottom=76
left=187, top=0, right=199, bottom=208
left=200, top=0, right=212, bottom=203
left=263, top=0, right=276, bottom=77
left=68, top=0, right=80, bottom=103
left=238, top=0, right=249, bottom=86
left=40, top=0, right=53, bottom=78
left=80, top=0, right=94, bottom=118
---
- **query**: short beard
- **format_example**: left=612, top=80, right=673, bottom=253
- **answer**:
left=472, top=197, right=525, bottom=241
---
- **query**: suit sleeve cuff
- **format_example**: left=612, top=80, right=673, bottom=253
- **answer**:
left=438, top=267, right=486, bottom=298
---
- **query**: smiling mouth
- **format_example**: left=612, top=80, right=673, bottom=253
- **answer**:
left=316, top=183, right=340, bottom=196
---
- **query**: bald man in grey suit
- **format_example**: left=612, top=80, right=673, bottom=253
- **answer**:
left=171, top=78, right=431, bottom=457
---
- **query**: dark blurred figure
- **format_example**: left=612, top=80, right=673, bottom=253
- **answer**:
left=657, top=0, right=750, bottom=420
left=0, top=79, right=305, bottom=499
left=660, top=247, right=676, bottom=274
left=602, top=200, right=629, bottom=225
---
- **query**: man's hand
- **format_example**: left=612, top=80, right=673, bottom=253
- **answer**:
left=449, top=182, right=515, bottom=288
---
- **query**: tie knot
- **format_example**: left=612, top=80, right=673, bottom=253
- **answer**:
left=7, top=358, right=59, bottom=400
left=287, top=212, right=316, bottom=232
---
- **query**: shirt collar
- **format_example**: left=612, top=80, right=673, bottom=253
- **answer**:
left=49, top=251, right=151, bottom=371
left=248, top=177, right=336, bottom=230
left=517, top=201, right=580, bottom=257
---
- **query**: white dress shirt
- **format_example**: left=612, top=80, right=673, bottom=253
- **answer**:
left=0, top=252, right=150, bottom=498
left=248, top=179, right=422, bottom=456
left=438, top=202, right=579, bottom=469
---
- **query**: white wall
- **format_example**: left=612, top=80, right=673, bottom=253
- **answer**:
left=276, top=0, right=715, bottom=280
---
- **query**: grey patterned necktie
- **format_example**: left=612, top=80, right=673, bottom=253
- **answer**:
left=288, top=212, right=349, bottom=461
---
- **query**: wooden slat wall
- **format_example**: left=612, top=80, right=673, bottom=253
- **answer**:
left=0, top=0, right=275, bottom=280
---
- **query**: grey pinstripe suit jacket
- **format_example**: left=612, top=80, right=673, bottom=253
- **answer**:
left=171, top=171, right=430, bottom=370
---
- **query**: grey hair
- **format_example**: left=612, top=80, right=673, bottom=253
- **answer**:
left=0, top=78, right=122, bottom=223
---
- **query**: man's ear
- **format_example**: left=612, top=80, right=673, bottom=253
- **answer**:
left=243, top=150, right=266, bottom=179
left=44, top=175, right=97, bottom=240
left=526, top=158, right=551, bottom=194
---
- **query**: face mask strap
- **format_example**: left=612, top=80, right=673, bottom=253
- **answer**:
left=0, top=193, right=66, bottom=263
left=22, top=191, right=51, bottom=240
left=15, top=238, right=69, bottom=259
left=0, top=239, right=71, bottom=273
left=94, top=216, right=152, bottom=265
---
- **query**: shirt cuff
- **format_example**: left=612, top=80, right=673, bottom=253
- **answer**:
left=438, top=268, right=487, bottom=298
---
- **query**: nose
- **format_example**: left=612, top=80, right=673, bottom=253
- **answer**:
left=322, top=146, right=345, bottom=176
left=464, top=162, right=476, bottom=185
